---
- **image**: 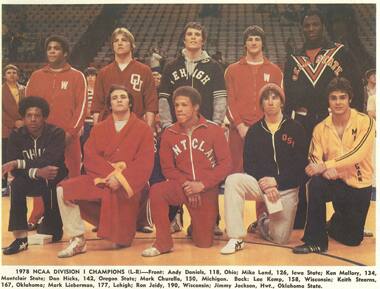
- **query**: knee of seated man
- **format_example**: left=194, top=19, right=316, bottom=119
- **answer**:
left=10, top=176, right=39, bottom=198
left=194, top=235, right=213, bottom=248
left=149, top=183, right=167, bottom=202
left=308, top=176, right=326, bottom=197
left=225, top=173, right=244, bottom=190
left=270, top=227, right=292, bottom=245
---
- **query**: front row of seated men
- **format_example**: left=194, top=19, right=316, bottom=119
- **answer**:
left=2, top=77, right=375, bottom=258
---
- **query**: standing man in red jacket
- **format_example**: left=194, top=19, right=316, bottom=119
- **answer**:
left=225, top=26, right=283, bottom=233
left=91, top=27, right=158, bottom=233
left=225, top=25, right=283, bottom=174
left=142, top=86, right=231, bottom=257
left=25, top=35, right=87, bottom=234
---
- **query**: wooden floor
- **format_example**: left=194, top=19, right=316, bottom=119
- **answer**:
left=1, top=196, right=376, bottom=266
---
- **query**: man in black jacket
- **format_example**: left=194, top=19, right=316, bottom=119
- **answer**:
left=2, top=96, right=67, bottom=255
left=283, top=9, right=363, bottom=229
left=221, top=83, right=307, bottom=254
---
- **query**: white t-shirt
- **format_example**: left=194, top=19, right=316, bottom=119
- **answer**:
left=114, top=120, right=127, bottom=132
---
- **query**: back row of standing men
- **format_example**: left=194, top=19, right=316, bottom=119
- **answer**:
left=2, top=9, right=375, bottom=257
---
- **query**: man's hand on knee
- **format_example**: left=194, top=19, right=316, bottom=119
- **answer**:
left=2, top=160, right=17, bottom=176
left=305, top=162, right=326, bottom=177
left=258, top=177, right=277, bottom=192
left=187, top=193, right=202, bottom=208
left=264, top=187, right=280, bottom=203
left=37, top=166, right=59, bottom=180
left=182, top=181, right=205, bottom=196
left=322, top=168, right=339, bottom=180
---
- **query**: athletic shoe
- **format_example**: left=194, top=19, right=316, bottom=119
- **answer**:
left=256, top=212, right=270, bottom=240
left=170, top=211, right=183, bottom=234
left=28, top=222, right=37, bottom=231
left=170, top=220, right=182, bottom=234
left=141, top=247, right=162, bottom=257
left=247, top=221, right=258, bottom=234
left=292, top=243, right=327, bottom=254
left=214, top=225, right=223, bottom=236
left=137, top=226, right=154, bottom=233
left=2, top=187, right=10, bottom=197
left=57, top=236, right=87, bottom=258
left=220, top=239, right=245, bottom=255
left=3, top=238, right=28, bottom=255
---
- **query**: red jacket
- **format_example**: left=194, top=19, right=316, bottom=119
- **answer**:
left=61, top=113, right=154, bottom=243
left=25, top=63, right=87, bottom=137
left=160, top=116, right=232, bottom=190
left=2, top=83, right=25, bottom=138
left=82, top=113, right=154, bottom=195
left=225, top=56, right=283, bottom=127
left=92, top=60, right=158, bottom=120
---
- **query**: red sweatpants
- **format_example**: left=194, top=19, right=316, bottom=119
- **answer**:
left=29, top=136, right=81, bottom=224
left=150, top=180, right=218, bottom=253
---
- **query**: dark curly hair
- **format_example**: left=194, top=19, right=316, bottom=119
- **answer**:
left=19, top=96, right=50, bottom=118
left=173, top=86, right=202, bottom=106
left=45, top=35, right=70, bottom=56
left=326, top=77, right=353, bottom=100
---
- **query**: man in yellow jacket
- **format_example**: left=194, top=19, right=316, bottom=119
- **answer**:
left=293, top=77, right=375, bottom=254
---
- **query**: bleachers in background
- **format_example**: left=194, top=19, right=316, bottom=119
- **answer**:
left=91, top=4, right=305, bottom=68
left=3, top=4, right=103, bottom=75
left=2, top=4, right=376, bottom=73
left=354, top=4, right=376, bottom=56
left=91, top=4, right=201, bottom=68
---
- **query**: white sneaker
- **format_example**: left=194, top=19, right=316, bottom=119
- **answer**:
left=220, top=239, right=245, bottom=255
left=57, top=236, right=87, bottom=258
left=141, top=246, right=162, bottom=257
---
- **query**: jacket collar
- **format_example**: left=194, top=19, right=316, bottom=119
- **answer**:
left=19, top=123, right=49, bottom=138
left=324, top=108, right=357, bottom=129
left=42, top=62, right=71, bottom=72
left=168, top=114, right=208, bottom=134
left=260, top=114, right=288, bottom=134
left=238, top=56, right=271, bottom=65
left=112, top=59, right=136, bottom=70
left=295, top=39, right=339, bottom=56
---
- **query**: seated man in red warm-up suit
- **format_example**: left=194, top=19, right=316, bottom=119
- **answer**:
left=142, top=86, right=231, bottom=257
left=56, top=84, right=154, bottom=258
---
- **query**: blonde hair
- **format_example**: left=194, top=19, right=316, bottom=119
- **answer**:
left=111, top=27, right=136, bottom=51
left=3, top=64, right=20, bottom=76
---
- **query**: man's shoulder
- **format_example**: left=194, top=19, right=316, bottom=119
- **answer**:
left=313, top=117, right=328, bottom=133
left=226, top=59, right=244, bottom=70
left=68, top=66, right=85, bottom=76
left=131, top=59, right=150, bottom=70
left=263, top=58, right=282, bottom=72
left=132, top=115, right=152, bottom=131
left=98, top=62, right=116, bottom=74
left=163, top=57, right=182, bottom=71
left=29, top=67, right=46, bottom=78
left=281, top=118, right=306, bottom=135
left=248, top=120, right=263, bottom=133
left=353, top=110, right=373, bottom=126
left=45, top=123, right=65, bottom=136
left=204, top=120, right=224, bottom=132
